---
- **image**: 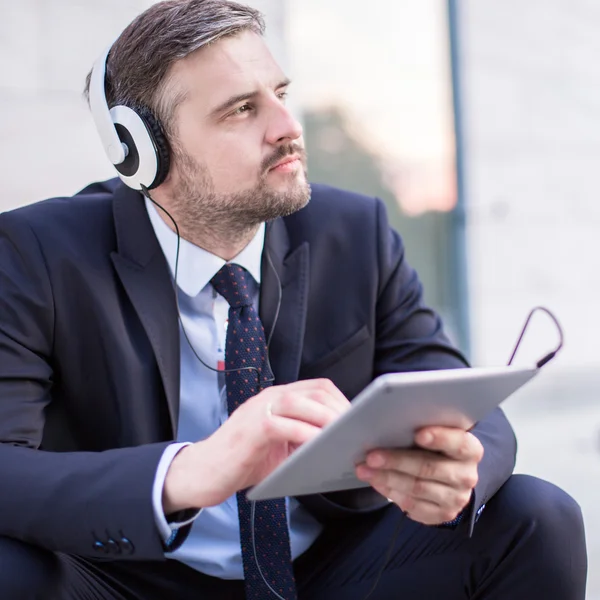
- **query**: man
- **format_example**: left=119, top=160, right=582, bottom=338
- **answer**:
left=0, top=1, right=586, bottom=598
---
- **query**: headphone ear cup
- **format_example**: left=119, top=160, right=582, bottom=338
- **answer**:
left=137, top=107, right=171, bottom=189
left=109, top=105, right=159, bottom=190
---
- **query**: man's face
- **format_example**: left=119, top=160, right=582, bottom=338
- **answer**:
left=162, top=30, right=310, bottom=233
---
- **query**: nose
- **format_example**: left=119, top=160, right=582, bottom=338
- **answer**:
left=265, top=100, right=303, bottom=145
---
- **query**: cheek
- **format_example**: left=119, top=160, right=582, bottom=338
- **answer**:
left=175, top=116, right=265, bottom=194
left=208, top=142, right=262, bottom=193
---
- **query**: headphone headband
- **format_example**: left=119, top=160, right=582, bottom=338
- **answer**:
left=89, top=45, right=127, bottom=165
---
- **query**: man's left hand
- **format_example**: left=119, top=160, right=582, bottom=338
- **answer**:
left=356, top=426, right=484, bottom=525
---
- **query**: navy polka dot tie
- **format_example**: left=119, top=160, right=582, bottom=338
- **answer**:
left=211, top=263, right=297, bottom=600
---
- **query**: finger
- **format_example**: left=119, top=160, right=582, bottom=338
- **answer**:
left=306, top=389, right=350, bottom=417
left=367, top=480, right=463, bottom=525
left=415, top=428, right=484, bottom=462
left=263, top=412, right=323, bottom=446
left=272, top=392, right=341, bottom=428
left=313, top=378, right=351, bottom=410
left=356, top=467, right=471, bottom=512
left=283, top=379, right=350, bottom=413
left=365, top=449, right=478, bottom=490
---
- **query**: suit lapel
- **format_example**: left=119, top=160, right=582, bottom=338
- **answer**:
left=108, top=185, right=308, bottom=433
left=260, top=218, right=310, bottom=385
left=110, top=184, right=180, bottom=436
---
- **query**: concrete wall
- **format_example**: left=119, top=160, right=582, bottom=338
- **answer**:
left=7, top=0, right=597, bottom=368
left=0, top=0, right=287, bottom=211
left=458, top=4, right=600, bottom=594
left=0, top=1, right=163, bottom=210
left=458, top=0, right=600, bottom=372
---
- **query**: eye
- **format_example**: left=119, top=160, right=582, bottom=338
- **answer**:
left=232, top=103, right=253, bottom=116
left=277, top=91, right=289, bottom=102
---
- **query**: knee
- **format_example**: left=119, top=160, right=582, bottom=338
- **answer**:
left=0, top=536, right=59, bottom=599
left=488, top=474, right=585, bottom=542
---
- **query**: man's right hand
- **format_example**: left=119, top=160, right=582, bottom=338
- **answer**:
left=162, top=379, right=350, bottom=514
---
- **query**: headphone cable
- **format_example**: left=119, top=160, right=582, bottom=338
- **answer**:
left=140, top=185, right=410, bottom=599
left=140, top=185, right=280, bottom=388
left=140, top=185, right=294, bottom=598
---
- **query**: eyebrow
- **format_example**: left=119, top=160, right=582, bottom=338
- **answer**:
left=210, top=78, right=292, bottom=118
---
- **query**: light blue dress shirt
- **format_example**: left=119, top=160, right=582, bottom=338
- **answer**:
left=145, top=198, right=323, bottom=579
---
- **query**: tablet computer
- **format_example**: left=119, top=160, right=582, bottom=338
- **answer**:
left=247, top=366, right=537, bottom=501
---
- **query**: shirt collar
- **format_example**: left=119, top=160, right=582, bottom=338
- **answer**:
left=144, top=197, right=265, bottom=297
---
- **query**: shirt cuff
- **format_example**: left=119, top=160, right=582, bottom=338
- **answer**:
left=438, top=492, right=485, bottom=530
left=152, top=442, right=203, bottom=543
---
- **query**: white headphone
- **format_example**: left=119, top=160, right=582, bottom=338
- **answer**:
left=89, top=45, right=171, bottom=190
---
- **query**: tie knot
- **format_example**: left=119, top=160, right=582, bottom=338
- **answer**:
left=211, top=263, right=255, bottom=308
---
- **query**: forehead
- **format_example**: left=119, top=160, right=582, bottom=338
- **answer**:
left=168, top=30, right=286, bottom=111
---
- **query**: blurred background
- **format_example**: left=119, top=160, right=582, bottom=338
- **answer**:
left=1, top=0, right=599, bottom=594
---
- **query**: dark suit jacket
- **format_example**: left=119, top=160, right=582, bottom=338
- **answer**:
left=0, top=179, right=516, bottom=560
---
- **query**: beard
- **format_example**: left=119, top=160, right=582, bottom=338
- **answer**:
left=167, top=143, right=311, bottom=245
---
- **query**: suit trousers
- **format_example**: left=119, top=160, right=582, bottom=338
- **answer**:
left=0, top=475, right=587, bottom=600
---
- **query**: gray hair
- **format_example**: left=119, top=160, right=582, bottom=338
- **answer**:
left=83, top=0, right=265, bottom=138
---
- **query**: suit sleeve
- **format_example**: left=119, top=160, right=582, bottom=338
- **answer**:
left=304, top=198, right=516, bottom=526
left=0, top=212, right=190, bottom=559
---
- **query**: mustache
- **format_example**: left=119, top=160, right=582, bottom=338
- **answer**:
left=262, top=144, right=306, bottom=172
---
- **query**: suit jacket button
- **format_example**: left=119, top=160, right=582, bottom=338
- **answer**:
left=120, top=537, right=134, bottom=555
left=93, top=541, right=108, bottom=553
left=107, top=538, right=121, bottom=554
